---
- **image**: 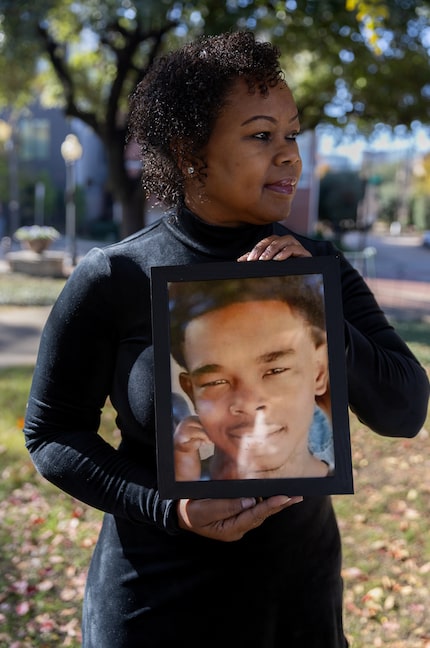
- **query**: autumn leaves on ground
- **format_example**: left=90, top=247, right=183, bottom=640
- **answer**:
left=0, top=321, right=429, bottom=647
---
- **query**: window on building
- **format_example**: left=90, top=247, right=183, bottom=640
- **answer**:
left=19, top=118, right=50, bottom=161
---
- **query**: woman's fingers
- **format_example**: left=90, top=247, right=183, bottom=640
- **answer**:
left=177, top=495, right=303, bottom=542
left=238, top=235, right=312, bottom=261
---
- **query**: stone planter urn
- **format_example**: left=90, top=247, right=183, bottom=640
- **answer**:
left=8, top=225, right=65, bottom=277
left=13, top=225, right=60, bottom=254
left=24, top=238, right=53, bottom=254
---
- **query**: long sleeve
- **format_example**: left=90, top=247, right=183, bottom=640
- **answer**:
left=325, top=244, right=429, bottom=437
left=24, top=245, right=180, bottom=533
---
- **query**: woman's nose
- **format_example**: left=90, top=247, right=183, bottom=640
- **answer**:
left=274, top=140, right=301, bottom=167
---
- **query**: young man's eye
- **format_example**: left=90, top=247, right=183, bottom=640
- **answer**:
left=264, top=367, right=288, bottom=377
left=199, top=378, right=228, bottom=388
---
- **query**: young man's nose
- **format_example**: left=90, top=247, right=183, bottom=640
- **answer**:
left=229, top=386, right=266, bottom=415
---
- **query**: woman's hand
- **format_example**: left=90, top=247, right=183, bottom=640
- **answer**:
left=237, top=235, right=311, bottom=261
left=176, top=495, right=303, bottom=542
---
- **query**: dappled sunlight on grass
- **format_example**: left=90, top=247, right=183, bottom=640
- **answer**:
left=0, top=272, right=66, bottom=306
left=0, top=321, right=428, bottom=646
left=334, top=421, right=430, bottom=647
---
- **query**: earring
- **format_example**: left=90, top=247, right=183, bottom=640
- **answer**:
left=187, top=166, right=194, bottom=175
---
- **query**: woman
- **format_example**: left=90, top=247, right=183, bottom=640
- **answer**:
left=24, top=31, right=429, bottom=647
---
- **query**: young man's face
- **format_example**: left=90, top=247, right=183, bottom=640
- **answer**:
left=179, top=300, right=328, bottom=478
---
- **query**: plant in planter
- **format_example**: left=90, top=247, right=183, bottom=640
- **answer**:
left=13, top=225, right=61, bottom=254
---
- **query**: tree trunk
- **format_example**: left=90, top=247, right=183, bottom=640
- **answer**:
left=120, top=180, right=146, bottom=238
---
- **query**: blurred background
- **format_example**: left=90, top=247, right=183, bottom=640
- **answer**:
left=0, top=0, right=429, bottom=253
left=0, top=4, right=429, bottom=646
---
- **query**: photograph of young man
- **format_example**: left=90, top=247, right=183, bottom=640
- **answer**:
left=169, top=274, right=333, bottom=481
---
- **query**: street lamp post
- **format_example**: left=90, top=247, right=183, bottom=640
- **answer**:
left=60, top=133, right=83, bottom=266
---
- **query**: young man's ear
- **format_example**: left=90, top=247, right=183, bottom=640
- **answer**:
left=314, top=344, right=329, bottom=396
left=179, top=372, right=195, bottom=404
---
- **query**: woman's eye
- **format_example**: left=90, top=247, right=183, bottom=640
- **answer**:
left=253, top=131, right=271, bottom=141
left=252, top=131, right=300, bottom=142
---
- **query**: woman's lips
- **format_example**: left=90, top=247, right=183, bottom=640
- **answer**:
left=265, top=179, right=297, bottom=194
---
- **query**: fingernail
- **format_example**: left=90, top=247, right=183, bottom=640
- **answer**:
left=241, top=497, right=256, bottom=510
left=288, top=496, right=304, bottom=505
left=275, top=495, right=293, bottom=505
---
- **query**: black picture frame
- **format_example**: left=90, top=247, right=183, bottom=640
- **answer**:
left=151, top=256, right=353, bottom=499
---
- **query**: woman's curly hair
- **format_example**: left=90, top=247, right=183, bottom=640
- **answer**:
left=128, top=30, right=284, bottom=206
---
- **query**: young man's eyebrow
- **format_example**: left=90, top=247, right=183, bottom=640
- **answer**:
left=257, top=349, right=295, bottom=364
left=241, top=112, right=300, bottom=127
left=189, top=363, right=223, bottom=378
left=189, top=350, right=296, bottom=375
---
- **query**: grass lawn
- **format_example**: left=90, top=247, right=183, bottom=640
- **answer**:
left=0, top=287, right=429, bottom=646
left=0, top=271, right=67, bottom=306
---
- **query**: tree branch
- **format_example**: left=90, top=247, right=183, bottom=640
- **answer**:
left=100, top=20, right=176, bottom=133
left=37, top=22, right=100, bottom=135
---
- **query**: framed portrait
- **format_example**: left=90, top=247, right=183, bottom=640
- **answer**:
left=151, top=256, right=353, bottom=499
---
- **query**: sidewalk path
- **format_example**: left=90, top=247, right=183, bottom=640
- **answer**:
left=366, top=278, right=430, bottom=322
left=0, top=305, right=52, bottom=367
left=0, top=231, right=429, bottom=367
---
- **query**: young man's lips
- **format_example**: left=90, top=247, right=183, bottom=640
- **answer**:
left=227, top=426, right=285, bottom=440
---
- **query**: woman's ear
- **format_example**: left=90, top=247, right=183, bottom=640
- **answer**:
left=180, top=158, right=199, bottom=180
left=170, top=137, right=191, bottom=175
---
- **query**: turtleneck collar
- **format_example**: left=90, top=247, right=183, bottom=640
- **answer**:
left=164, top=204, right=275, bottom=260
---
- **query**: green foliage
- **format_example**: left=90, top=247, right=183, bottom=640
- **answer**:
left=1, top=0, right=429, bottom=235
left=260, top=0, right=430, bottom=131
left=411, top=194, right=430, bottom=229
left=1, top=1, right=429, bottom=130
left=361, top=153, right=430, bottom=229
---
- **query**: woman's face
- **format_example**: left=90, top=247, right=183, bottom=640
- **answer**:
left=184, top=79, right=302, bottom=227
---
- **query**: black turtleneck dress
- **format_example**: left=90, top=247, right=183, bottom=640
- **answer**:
left=24, top=207, right=429, bottom=648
